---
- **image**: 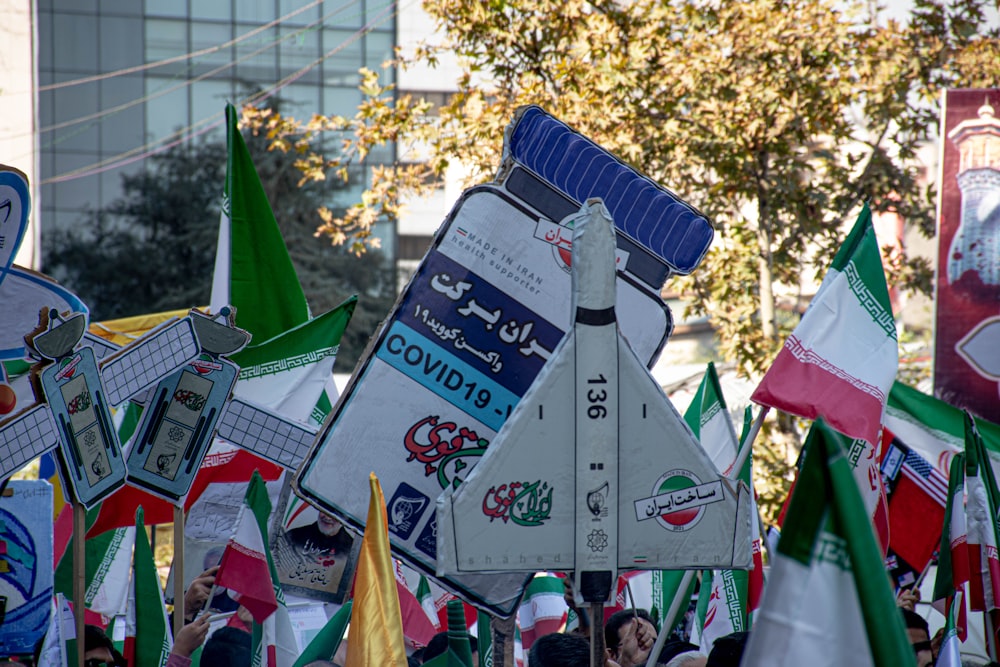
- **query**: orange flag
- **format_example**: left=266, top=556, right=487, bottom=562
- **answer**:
left=345, top=473, right=408, bottom=667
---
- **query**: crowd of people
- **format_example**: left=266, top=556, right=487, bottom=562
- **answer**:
left=8, top=563, right=1000, bottom=667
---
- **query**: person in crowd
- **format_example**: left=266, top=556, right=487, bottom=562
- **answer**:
left=900, top=608, right=933, bottom=667
left=166, top=615, right=211, bottom=667
left=704, top=631, right=748, bottom=667
left=657, top=640, right=706, bottom=667
left=83, top=625, right=125, bottom=667
left=200, top=626, right=252, bottom=667
left=420, top=631, right=477, bottom=665
left=604, top=609, right=656, bottom=667
left=528, top=633, right=590, bottom=667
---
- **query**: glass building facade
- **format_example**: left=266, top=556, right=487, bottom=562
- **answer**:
left=36, top=0, right=396, bottom=253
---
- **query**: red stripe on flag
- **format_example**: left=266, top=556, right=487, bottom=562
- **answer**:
left=751, top=347, right=885, bottom=445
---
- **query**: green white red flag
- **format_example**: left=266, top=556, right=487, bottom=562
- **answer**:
left=516, top=573, right=568, bottom=650
left=886, top=381, right=1000, bottom=478
left=215, top=471, right=278, bottom=623
left=752, top=203, right=897, bottom=447
left=122, top=507, right=171, bottom=667
left=963, top=413, right=1000, bottom=616
left=933, top=453, right=969, bottom=641
left=740, top=420, right=915, bottom=667
left=936, top=593, right=964, bottom=667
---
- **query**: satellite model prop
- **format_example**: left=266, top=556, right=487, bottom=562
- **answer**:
left=436, top=200, right=752, bottom=603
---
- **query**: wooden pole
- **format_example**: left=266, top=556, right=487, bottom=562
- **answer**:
left=73, top=502, right=85, bottom=667
left=173, top=505, right=185, bottom=636
left=589, top=602, right=606, bottom=667
left=489, top=613, right=516, bottom=667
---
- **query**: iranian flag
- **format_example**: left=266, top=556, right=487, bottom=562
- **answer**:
left=936, top=593, right=965, bottom=667
left=740, top=420, right=915, bottom=666
left=963, top=412, right=1000, bottom=617
left=393, top=564, right=437, bottom=649
left=210, top=102, right=352, bottom=428
left=416, top=575, right=441, bottom=631
left=752, top=202, right=897, bottom=447
left=886, top=381, right=1000, bottom=479
left=932, top=454, right=969, bottom=641
left=121, top=507, right=171, bottom=667
left=683, top=362, right=740, bottom=474
left=215, top=471, right=278, bottom=624
left=690, top=407, right=762, bottom=651
left=54, top=519, right=134, bottom=618
left=516, top=573, right=568, bottom=650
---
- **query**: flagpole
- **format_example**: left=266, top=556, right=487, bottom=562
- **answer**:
left=489, top=613, right=515, bottom=667
left=643, top=570, right=695, bottom=667
left=730, top=407, right=769, bottom=479
left=987, top=612, right=998, bottom=661
left=73, top=502, right=85, bottom=667
left=173, top=505, right=185, bottom=637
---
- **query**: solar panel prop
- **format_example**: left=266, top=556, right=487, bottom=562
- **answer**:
left=125, top=307, right=250, bottom=502
left=20, top=309, right=127, bottom=508
left=294, top=106, right=716, bottom=618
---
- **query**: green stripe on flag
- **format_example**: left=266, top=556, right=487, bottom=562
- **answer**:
left=222, top=103, right=309, bottom=342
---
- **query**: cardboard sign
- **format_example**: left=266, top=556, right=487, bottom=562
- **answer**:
left=296, top=107, right=715, bottom=616
left=0, top=165, right=30, bottom=289
left=0, top=480, right=54, bottom=657
left=126, top=309, right=248, bottom=503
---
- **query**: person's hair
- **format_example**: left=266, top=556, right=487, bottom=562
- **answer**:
left=421, top=631, right=477, bottom=663
left=201, top=626, right=252, bottom=667
left=657, top=640, right=700, bottom=664
left=84, top=625, right=115, bottom=654
left=900, top=608, right=929, bottom=635
left=664, top=653, right=707, bottom=667
left=527, top=632, right=590, bottom=667
left=705, top=631, right=749, bottom=667
left=604, top=609, right=655, bottom=653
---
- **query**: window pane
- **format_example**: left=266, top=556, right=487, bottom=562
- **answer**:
left=322, top=86, right=360, bottom=119
left=192, top=80, right=233, bottom=131
left=236, top=0, right=276, bottom=24
left=145, top=0, right=186, bottom=18
left=145, top=19, right=188, bottom=61
left=100, top=76, right=145, bottom=153
left=281, top=83, right=320, bottom=117
left=192, top=0, right=231, bottom=21
left=322, top=28, right=362, bottom=86
left=280, top=24, right=320, bottom=72
left=192, top=21, right=234, bottom=67
left=53, top=13, right=98, bottom=73
left=100, top=17, right=143, bottom=71
left=324, top=0, right=361, bottom=29
left=235, top=24, right=278, bottom=83
left=279, top=0, right=319, bottom=25
left=145, top=76, right=190, bottom=143
left=49, top=76, right=98, bottom=152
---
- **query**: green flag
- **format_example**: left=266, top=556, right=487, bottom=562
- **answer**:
left=292, top=601, right=353, bottom=667
left=741, top=419, right=915, bottom=666
left=122, top=507, right=172, bottom=667
left=422, top=600, right=474, bottom=667
left=211, top=103, right=309, bottom=342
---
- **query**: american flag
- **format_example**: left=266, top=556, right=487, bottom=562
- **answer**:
left=901, top=448, right=948, bottom=505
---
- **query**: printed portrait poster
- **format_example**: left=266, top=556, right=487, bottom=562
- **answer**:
left=270, top=483, right=358, bottom=603
left=0, top=481, right=53, bottom=657
left=164, top=472, right=283, bottom=610
left=933, top=88, right=1000, bottom=418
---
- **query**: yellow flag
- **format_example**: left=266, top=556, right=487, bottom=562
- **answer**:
left=345, top=473, right=408, bottom=667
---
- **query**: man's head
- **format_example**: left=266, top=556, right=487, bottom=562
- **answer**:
left=605, top=609, right=657, bottom=667
left=317, top=513, right=343, bottom=536
left=705, top=631, right=749, bottom=667
left=901, top=608, right=933, bottom=667
left=83, top=625, right=119, bottom=667
left=201, top=626, right=252, bottom=667
left=528, top=632, right=590, bottom=667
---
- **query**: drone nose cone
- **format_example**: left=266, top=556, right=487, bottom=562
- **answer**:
left=572, top=199, right=617, bottom=323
